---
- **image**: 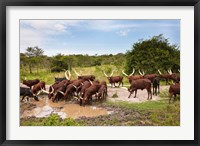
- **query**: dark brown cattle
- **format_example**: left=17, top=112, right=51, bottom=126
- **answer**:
left=78, top=80, right=92, bottom=98
left=122, top=69, right=144, bottom=83
left=169, top=73, right=180, bottom=83
left=63, top=84, right=77, bottom=101
left=169, top=83, right=180, bottom=103
left=128, top=79, right=152, bottom=100
left=103, top=70, right=123, bottom=87
left=81, top=82, right=101, bottom=106
left=158, top=69, right=172, bottom=85
left=31, top=81, right=46, bottom=95
left=144, top=74, right=158, bottom=83
left=152, top=77, right=160, bottom=95
left=97, top=81, right=107, bottom=101
left=20, top=87, right=39, bottom=102
left=74, top=69, right=95, bottom=81
left=52, top=85, right=67, bottom=102
left=22, top=78, right=40, bottom=88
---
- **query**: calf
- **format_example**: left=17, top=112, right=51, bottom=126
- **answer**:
left=20, top=87, right=39, bottom=102
left=22, top=78, right=40, bottom=88
left=128, top=79, right=152, bottom=100
left=169, top=83, right=180, bottom=103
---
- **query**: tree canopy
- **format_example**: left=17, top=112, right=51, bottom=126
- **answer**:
left=125, top=34, right=180, bottom=74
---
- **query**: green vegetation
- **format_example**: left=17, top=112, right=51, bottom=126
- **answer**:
left=20, top=114, right=81, bottom=126
left=125, top=34, right=180, bottom=74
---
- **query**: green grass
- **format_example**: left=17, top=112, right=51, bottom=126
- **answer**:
left=20, top=114, right=82, bottom=126
left=20, top=65, right=131, bottom=84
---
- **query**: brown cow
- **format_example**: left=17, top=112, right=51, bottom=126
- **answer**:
left=169, top=83, right=180, bottom=103
left=128, top=79, right=152, bottom=100
left=31, top=81, right=46, bottom=96
left=103, top=70, right=123, bottom=87
left=122, top=69, right=144, bottom=83
left=22, top=78, right=40, bottom=88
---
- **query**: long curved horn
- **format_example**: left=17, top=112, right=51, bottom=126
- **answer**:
left=89, top=79, right=93, bottom=85
left=50, top=86, right=54, bottom=94
left=142, top=70, right=145, bottom=76
left=178, top=69, right=180, bottom=73
left=110, top=70, right=115, bottom=77
left=167, top=69, right=172, bottom=75
left=65, top=70, right=69, bottom=80
left=58, top=91, right=65, bottom=95
left=139, top=70, right=143, bottom=75
left=170, top=69, right=173, bottom=74
left=68, top=70, right=71, bottom=79
left=73, top=85, right=77, bottom=89
left=41, top=89, right=50, bottom=94
left=129, top=68, right=135, bottom=76
left=103, top=71, right=109, bottom=77
left=73, top=96, right=79, bottom=100
left=158, top=69, right=162, bottom=75
left=74, top=69, right=80, bottom=76
left=24, top=77, right=27, bottom=80
left=122, top=70, right=128, bottom=77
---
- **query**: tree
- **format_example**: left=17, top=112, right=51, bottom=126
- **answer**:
left=25, top=46, right=44, bottom=74
left=125, top=34, right=180, bottom=74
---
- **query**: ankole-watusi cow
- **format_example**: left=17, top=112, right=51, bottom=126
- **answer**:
left=169, top=83, right=180, bottom=103
left=78, top=80, right=92, bottom=98
left=122, top=68, right=143, bottom=83
left=22, top=78, right=40, bottom=88
left=97, top=81, right=107, bottom=101
left=81, top=81, right=101, bottom=106
left=128, top=78, right=152, bottom=100
left=168, top=69, right=180, bottom=83
left=20, top=87, right=39, bottom=102
left=157, top=69, right=172, bottom=85
left=74, top=69, right=95, bottom=81
left=31, top=81, right=46, bottom=95
left=103, top=70, right=123, bottom=87
left=54, top=70, right=71, bottom=82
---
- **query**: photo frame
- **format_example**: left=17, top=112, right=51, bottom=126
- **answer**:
left=0, top=0, right=199, bottom=145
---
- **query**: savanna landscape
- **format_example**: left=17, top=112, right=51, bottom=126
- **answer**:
left=20, top=20, right=180, bottom=126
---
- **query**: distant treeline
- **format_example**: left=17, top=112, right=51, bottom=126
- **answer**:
left=20, top=34, right=180, bottom=74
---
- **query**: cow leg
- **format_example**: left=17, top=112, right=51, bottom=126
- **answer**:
left=128, top=92, right=132, bottom=98
left=155, top=86, right=157, bottom=96
left=173, top=94, right=176, bottom=103
left=158, top=84, right=160, bottom=94
left=134, top=90, right=137, bottom=98
left=169, top=93, right=172, bottom=104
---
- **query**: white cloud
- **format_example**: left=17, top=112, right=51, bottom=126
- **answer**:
left=116, top=29, right=130, bottom=36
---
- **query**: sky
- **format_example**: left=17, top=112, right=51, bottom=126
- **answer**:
left=20, top=19, right=180, bottom=56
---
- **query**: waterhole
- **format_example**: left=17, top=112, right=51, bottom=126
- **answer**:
left=20, top=96, right=110, bottom=119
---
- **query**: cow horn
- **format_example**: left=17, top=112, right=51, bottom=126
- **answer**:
left=178, top=69, right=180, bottom=73
left=139, top=70, right=143, bottom=75
left=79, top=96, right=83, bottom=100
left=158, top=69, right=162, bottom=75
left=68, top=70, right=72, bottom=79
left=41, top=89, right=50, bottom=94
left=58, top=91, right=65, bottom=95
left=24, top=77, right=27, bottom=80
left=142, top=70, right=145, bottom=76
left=73, top=96, right=79, bottom=100
left=103, top=71, right=109, bottom=77
left=89, top=79, right=93, bottom=85
left=74, top=69, right=80, bottom=76
left=170, top=69, right=173, bottom=74
left=37, top=90, right=42, bottom=95
left=110, top=70, right=115, bottom=77
left=129, top=68, right=135, bottom=76
left=50, top=86, right=54, bottom=94
left=167, top=69, right=172, bottom=75
left=65, top=70, right=69, bottom=80
left=122, top=70, right=128, bottom=77
left=73, top=85, right=77, bottom=89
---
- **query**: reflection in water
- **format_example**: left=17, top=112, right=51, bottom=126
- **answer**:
left=21, top=96, right=109, bottom=119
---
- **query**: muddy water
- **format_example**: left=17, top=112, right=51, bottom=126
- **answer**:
left=20, top=96, right=109, bottom=119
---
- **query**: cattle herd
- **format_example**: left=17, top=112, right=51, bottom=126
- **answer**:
left=20, top=68, right=180, bottom=105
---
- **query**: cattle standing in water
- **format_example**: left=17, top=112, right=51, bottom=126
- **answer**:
left=103, top=70, right=123, bottom=87
left=31, top=81, right=46, bottom=96
left=128, top=79, right=152, bottom=100
left=169, top=83, right=180, bottom=103
left=22, top=78, right=40, bottom=88
left=20, top=87, right=39, bottom=102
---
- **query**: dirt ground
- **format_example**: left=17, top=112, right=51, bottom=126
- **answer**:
left=20, top=83, right=170, bottom=119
